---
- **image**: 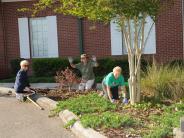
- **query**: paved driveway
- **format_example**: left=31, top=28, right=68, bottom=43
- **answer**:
left=0, top=95, right=75, bottom=138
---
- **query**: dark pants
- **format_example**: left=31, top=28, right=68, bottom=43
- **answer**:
left=102, top=83, right=119, bottom=100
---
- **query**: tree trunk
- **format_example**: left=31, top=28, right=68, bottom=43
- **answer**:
left=136, top=62, right=141, bottom=103
left=128, top=55, right=137, bottom=105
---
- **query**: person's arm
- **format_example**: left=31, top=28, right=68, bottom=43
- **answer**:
left=106, top=86, right=113, bottom=103
left=91, top=55, right=99, bottom=67
left=119, top=86, right=127, bottom=98
left=120, top=76, right=128, bottom=103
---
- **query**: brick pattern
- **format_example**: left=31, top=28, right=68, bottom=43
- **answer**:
left=0, top=3, right=7, bottom=78
left=82, top=19, right=111, bottom=57
left=155, top=0, right=183, bottom=63
left=0, top=0, right=183, bottom=78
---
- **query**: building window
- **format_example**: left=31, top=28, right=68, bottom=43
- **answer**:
left=30, top=17, right=48, bottom=58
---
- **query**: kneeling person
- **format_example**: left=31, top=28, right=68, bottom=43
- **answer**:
left=102, top=66, right=128, bottom=103
left=14, top=60, right=31, bottom=101
left=70, top=54, right=98, bottom=91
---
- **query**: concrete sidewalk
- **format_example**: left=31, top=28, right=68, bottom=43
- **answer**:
left=0, top=95, right=75, bottom=138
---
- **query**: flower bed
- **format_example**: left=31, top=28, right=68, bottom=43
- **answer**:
left=53, top=93, right=184, bottom=138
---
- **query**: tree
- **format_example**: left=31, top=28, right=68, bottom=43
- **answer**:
left=23, top=0, right=173, bottom=104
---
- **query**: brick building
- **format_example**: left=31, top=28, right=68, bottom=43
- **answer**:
left=0, top=0, right=183, bottom=79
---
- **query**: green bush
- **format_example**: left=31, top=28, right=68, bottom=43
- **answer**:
left=32, top=58, right=69, bottom=77
left=141, top=64, right=184, bottom=101
left=94, top=58, right=129, bottom=81
left=169, top=59, right=184, bottom=68
left=10, top=58, right=24, bottom=75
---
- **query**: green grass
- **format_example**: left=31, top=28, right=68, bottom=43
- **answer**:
left=0, top=76, right=55, bottom=83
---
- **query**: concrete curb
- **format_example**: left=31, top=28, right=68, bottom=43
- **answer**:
left=0, top=87, right=107, bottom=138
left=59, top=110, right=106, bottom=138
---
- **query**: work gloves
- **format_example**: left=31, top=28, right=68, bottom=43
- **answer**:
left=123, top=98, right=128, bottom=104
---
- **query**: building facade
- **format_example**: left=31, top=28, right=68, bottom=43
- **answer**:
left=0, top=0, right=183, bottom=79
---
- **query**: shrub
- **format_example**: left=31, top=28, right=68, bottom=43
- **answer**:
left=32, top=58, right=69, bottom=77
left=169, top=59, right=184, bottom=68
left=55, top=67, right=80, bottom=91
left=141, top=64, right=184, bottom=101
left=10, top=58, right=24, bottom=75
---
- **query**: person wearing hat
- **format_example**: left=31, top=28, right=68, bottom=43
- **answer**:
left=102, top=66, right=128, bottom=104
left=14, top=60, right=31, bottom=101
left=69, top=54, right=98, bottom=91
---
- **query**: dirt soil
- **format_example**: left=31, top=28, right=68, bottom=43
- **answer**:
left=34, top=88, right=96, bottom=101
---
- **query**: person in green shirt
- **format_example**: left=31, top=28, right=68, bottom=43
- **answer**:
left=102, top=66, right=128, bottom=104
left=69, top=54, right=98, bottom=91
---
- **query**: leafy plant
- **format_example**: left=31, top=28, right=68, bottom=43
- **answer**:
left=55, top=93, right=116, bottom=115
left=55, top=67, right=81, bottom=91
left=80, top=112, right=136, bottom=129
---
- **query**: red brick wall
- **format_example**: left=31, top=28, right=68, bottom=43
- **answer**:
left=2, top=2, right=80, bottom=64
left=155, top=0, right=183, bottom=63
left=82, top=20, right=111, bottom=57
left=0, top=3, right=7, bottom=79
left=1, top=1, right=111, bottom=77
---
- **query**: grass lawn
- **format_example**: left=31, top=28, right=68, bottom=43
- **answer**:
left=53, top=93, right=184, bottom=138
left=0, top=76, right=55, bottom=83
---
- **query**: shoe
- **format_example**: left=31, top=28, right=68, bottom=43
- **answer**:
left=16, top=93, right=27, bottom=102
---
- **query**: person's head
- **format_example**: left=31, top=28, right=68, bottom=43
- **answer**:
left=80, top=54, right=88, bottom=64
left=113, top=66, right=122, bottom=79
left=20, top=60, right=29, bottom=71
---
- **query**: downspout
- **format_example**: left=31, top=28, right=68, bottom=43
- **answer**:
left=182, top=0, right=184, bottom=60
left=78, top=18, right=84, bottom=54
left=1, top=1, right=8, bottom=76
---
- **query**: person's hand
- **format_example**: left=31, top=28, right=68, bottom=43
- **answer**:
left=122, top=98, right=128, bottom=104
left=68, top=57, right=73, bottom=63
left=92, top=55, right=96, bottom=62
left=81, top=79, right=87, bottom=83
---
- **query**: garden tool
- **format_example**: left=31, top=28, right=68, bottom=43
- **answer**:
left=25, top=89, right=44, bottom=110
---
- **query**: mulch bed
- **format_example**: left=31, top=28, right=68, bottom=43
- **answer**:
left=33, top=88, right=173, bottom=138
left=34, top=88, right=96, bottom=101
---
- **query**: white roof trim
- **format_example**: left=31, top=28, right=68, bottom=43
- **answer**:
left=1, top=0, right=32, bottom=2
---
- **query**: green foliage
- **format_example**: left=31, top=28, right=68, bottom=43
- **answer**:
left=32, top=58, right=69, bottom=77
left=28, top=0, right=173, bottom=22
left=143, top=102, right=184, bottom=138
left=55, top=93, right=116, bottom=115
left=81, top=111, right=136, bottom=128
left=10, top=58, right=24, bottom=75
left=64, top=119, right=77, bottom=129
left=169, top=59, right=184, bottom=68
left=141, top=64, right=184, bottom=101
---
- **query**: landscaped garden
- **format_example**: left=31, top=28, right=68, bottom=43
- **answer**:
left=2, top=57, right=184, bottom=138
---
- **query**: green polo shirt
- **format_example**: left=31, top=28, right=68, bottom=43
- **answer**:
left=103, top=72, right=125, bottom=87
left=75, top=61, right=96, bottom=80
